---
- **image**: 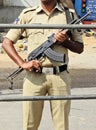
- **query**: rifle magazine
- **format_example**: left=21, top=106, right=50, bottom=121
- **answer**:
left=44, top=48, right=65, bottom=63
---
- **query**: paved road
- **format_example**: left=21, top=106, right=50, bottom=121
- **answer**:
left=0, top=68, right=96, bottom=130
left=0, top=86, right=96, bottom=130
left=1, top=69, right=96, bottom=89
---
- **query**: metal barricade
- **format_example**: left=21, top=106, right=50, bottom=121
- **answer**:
left=0, top=24, right=96, bottom=29
left=0, top=94, right=96, bottom=102
left=0, top=23, right=96, bottom=130
left=1, top=23, right=96, bottom=100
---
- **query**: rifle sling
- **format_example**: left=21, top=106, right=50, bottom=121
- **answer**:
left=64, top=7, right=72, bottom=23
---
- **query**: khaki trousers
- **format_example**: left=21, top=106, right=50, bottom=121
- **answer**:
left=23, top=70, right=71, bottom=130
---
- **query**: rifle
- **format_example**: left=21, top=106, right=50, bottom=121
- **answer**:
left=7, top=10, right=92, bottom=89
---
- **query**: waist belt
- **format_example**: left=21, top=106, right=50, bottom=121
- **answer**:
left=41, top=64, right=67, bottom=74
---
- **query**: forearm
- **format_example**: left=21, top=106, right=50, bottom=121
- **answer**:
left=2, top=38, right=42, bottom=72
left=2, top=38, right=25, bottom=66
left=63, top=39, right=84, bottom=54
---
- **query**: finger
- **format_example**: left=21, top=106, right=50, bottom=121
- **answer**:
left=33, top=62, right=41, bottom=71
left=38, top=61, right=42, bottom=67
left=35, top=67, right=41, bottom=72
left=29, top=69, right=32, bottom=72
left=57, top=35, right=66, bottom=41
left=56, top=32, right=65, bottom=39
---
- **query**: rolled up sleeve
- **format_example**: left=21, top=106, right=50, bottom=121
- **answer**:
left=6, top=11, right=26, bottom=43
left=72, top=29, right=83, bottom=43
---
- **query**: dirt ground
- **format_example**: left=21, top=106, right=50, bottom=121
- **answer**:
left=0, top=34, right=96, bottom=89
left=69, top=34, right=96, bottom=69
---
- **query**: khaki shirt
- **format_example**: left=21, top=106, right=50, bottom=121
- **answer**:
left=6, top=3, right=83, bottom=67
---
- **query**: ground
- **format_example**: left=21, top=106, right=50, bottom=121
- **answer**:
left=0, top=34, right=96, bottom=89
left=69, top=34, right=96, bottom=69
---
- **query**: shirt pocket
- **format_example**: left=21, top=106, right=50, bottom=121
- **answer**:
left=27, top=29, right=44, bottom=36
left=27, top=29, right=45, bottom=47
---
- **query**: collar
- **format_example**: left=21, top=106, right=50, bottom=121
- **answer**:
left=36, top=5, right=42, bottom=13
left=36, top=3, right=63, bottom=14
left=55, top=2, right=63, bottom=12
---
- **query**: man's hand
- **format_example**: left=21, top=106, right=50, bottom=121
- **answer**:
left=21, top=60, right=42, bottom=72
left=54, top=29, right=69, bottom=43
left=54, top=29, right=84, bottom=54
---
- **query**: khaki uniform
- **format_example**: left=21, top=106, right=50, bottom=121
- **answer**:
left=6, top=3, right=83, bottom=130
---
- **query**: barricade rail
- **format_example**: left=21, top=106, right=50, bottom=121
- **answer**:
left=0, top=24, right=96, bottom=29
left=1, top=23, right=96, bottom=102
left=0, top=94, right=96, bottom=102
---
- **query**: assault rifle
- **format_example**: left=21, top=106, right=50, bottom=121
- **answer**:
left=7, top=10, right=92, bottom=89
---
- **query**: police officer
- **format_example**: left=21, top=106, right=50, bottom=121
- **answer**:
left=2, top=0, right=84, bottom=130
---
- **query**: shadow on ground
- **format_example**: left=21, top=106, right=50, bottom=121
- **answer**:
left=0, top=68, right=25, bottom=90
left=70, top=69, right=96, bottom=88
left=0, top=68, right=96, bottom=90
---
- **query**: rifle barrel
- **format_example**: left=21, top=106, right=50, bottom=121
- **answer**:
left=75, top=10, right=92, bottom=24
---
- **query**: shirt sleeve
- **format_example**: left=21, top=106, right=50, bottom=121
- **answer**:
left=71, top=29, right=83, bottom=43
left=6, top=11, right=26, bottom=43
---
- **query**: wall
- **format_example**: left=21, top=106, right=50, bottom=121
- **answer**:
left=0, top=0, right=40, bottom=31
left=0, top=6, right=24, bottom=23
left=0, top=0, right=3, bottom=6
left=0, top=0, right=40, bottom=23
left=3, top=0, right=40, bottom=7
left=0, top=6, right=24, bottom=32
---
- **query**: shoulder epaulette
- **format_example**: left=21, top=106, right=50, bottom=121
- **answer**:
left=69, top=8, right=75, bottom=13
left=23, top=6, right=38, bottom=14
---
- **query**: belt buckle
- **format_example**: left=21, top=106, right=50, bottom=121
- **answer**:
left=42, top=67, right=54, bottom=74
left=55, top=66, right=60, bottom=73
